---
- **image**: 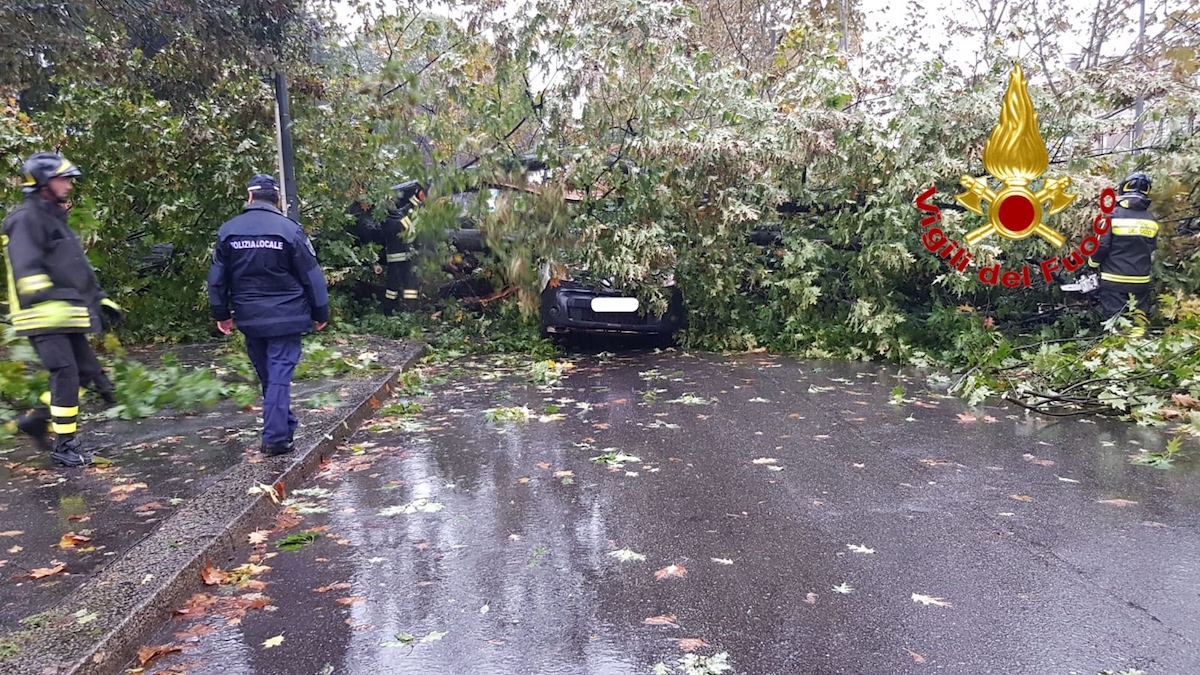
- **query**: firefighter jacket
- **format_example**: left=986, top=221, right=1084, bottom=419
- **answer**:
left=2, top=195, right=103, bottom=336
left=207, top=202, right=329, bottom=338
left=1088, top=194, right=1158, bottom=285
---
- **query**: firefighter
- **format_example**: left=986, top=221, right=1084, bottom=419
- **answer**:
left=1088, top=171, right=1158, bottom=327
left=207, top=174, right=328, bottom=456
left=3, top=152, right=121, bottom=467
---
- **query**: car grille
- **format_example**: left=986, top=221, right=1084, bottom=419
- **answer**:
left=567, top=306, right=650, bottom=325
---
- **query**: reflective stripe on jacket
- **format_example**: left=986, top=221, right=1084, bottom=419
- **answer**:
left=2, top=196, right=102, bottom=336
left=1088, top=195, right=1157, bottom=285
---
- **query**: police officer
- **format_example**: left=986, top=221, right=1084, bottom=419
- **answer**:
left=207, top=174, right=329, bottom=456
left=1087, top=171, right=1158, bottom=322
left=2, top=152, right=120, bottom=467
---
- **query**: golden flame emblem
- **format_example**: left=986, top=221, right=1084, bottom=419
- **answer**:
left=957, top=64, right=1075, bottom=247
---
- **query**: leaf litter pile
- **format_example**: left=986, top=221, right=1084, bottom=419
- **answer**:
left=124, top=353, right=1173, bottom=674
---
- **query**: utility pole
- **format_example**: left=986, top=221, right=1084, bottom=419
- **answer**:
left=274, top=71, right=299, bottom=220
left=1132, top=0, right=1145, bottom=155
left=838, top=0, right=849, bottom=53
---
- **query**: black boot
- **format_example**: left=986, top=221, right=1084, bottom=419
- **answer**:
left=262, top=440, right=295, bottom=457
left=51, top=436, right=92, bottom=468
left=16, top=406, right=53, bottom=453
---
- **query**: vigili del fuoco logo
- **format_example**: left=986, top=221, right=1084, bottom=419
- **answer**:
left=914, top=64, right=1117, bottom=288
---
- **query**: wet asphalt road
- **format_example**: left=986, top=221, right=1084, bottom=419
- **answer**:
left=135, top=351, right=1200, bottom=675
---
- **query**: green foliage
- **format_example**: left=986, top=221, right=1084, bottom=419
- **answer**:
left=103, top=354, right=257, bottom=420
left=275, top=530, right=321, bottom=552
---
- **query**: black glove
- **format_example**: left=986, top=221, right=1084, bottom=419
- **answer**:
left=100, top=298, right=124, bottom=328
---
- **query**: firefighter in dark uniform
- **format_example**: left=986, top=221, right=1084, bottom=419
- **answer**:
left=1087, top=171, right=1158, bottom=325
left=207, top=174, right=329, bottom=456
left=2, top=152, right=121, bottom=467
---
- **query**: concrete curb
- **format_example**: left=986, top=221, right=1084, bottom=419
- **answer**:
left=3, top=343, right=426, bottom=675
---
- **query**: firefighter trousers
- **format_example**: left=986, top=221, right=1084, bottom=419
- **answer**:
left=1097, top=281, right=1153, bottom=317
left=245, top=334, right=301, bottom=446
left=28, top=333, right=110, bottom=438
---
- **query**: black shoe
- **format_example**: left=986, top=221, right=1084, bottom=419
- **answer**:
left=100, top=391, right=117, bottom=405
left=262, top=441, right=295, bottom=457
left=51, top=437, right=92, bottom=468
left=16, top=408, right=53, bottom=453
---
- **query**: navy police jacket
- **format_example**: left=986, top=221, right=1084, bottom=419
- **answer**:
left=207, top=202, right=329, bottom=338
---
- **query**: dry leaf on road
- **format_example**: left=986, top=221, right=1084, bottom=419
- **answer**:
left=654, top=564, right=687, bottom=581
left=30, top=563, right=66, bottom=579
left=137, top=643, right=184, bottom=667
left=911, top=593, right=952, bottom=608
left=643, top=615, right=678, bottom=626
left=906, top=649, right=927, bottom=663
left=108, top=482, right=148, bottom=502
left=678, top=638, right=709, bottom=652
left=1022, top=454, right=1055, bottom=467
left=247, top=530, right=270, bottom=545
left=336, top=596, right=365, bottom=606
left=1172, top=393, right=1199, bottom=409
left=315, top=582, right=351, bottom=593
left=262, top=634, right=284, bottom=649
left=0, top=530, right=24, bottom=537
left=58, top=533, right=91, bottom=549
left=1010, top=494, right=1033, bottom=502
left=1098, top=498, right=1139, bottom=507
left=200, top=560, right=228, bottom=586
left=804, top=593, right=818, bottom=604
left=956, top=413, right=977, bottom=423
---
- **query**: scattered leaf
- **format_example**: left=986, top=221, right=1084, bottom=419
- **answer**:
left=906, top=649, right=927, bottom=663
left=30, top=563, right=66, bottom=579
left=1098, top=498, right=1139, bottom=507
left=379, top=499, right=444, bottom=516
left=262, top=634, right=284, bottom=649
left=275, top=530, right=320, bottom=551
left=654, top=564, right=687, bottom=581
left=678, top=638, right=710, bottom=652
left=1022, top=453, right=1055, bottom=467
left=137, top=643, right=184, bottom=667
left=911, top=593, right=952, bottom=608
left=1172, top=393, right=1199, bottom=409
left=847, top=544, right=875, bottom=554
left=1010, top=494, right=1033, bottom=502
left=1056, top=476, right=1080, bottom=483
left=956, top=413, right=977, bottom=423
left=58, top=533, right=91, bottom=549
left=247, top=530, right=270, bottom=545
left=315, top=582, right=351, bottom=593
left=108, top=482, right=148, bottom=502
left=831, top=583, right=853, bottom=594
left=421, top=630, right=448, bottom=643
left=336, top=596, right=365, bottom=606
left=552, top=470, right=574, bottom=478
left=644, top=615, right=678, bottom=626
left=608, top=548, right=646, bottom=563
left=710, top=558, right=734, bottom=565
left=200, top=560, right=228, bottom=586
left=804, top=593, right=818, bottom=604
left=0, top=530, right=24, bottom=537
left=751, top=457, right=778, bottom=465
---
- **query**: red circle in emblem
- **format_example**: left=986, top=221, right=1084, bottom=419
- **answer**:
left=997, top=193, right=1036, bottom=233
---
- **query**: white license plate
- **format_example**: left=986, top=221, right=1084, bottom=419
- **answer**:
left=590, top=297, right=639, bottom=313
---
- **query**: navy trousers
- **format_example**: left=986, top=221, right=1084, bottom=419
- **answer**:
left=245, top=334, right=301, bottom=446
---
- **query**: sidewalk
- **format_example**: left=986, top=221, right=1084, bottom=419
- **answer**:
left=0, top=337, right=424, bottom=673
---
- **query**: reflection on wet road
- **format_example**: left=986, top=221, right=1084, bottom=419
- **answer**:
left=134, top=352, right=1200, bottom=674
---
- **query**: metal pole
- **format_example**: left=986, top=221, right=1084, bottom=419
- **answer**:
left=1132, top=0, right=1145, bottom=155
left=274, top=71, right=299, bottom=220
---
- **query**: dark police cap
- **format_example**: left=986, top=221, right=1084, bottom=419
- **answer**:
left=247, top=173, right=279, bottom=193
